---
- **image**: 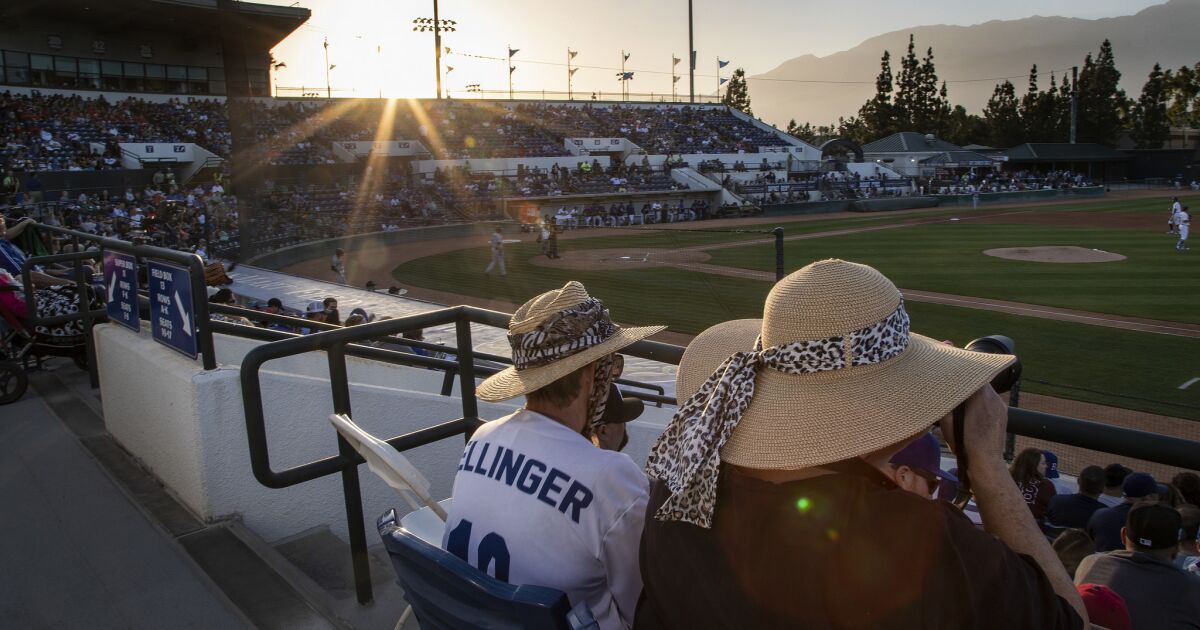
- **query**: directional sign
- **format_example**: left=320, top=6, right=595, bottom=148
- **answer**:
left=147, top=261, right=196, bottom=359
left=103, top=251, right=139, bottom=332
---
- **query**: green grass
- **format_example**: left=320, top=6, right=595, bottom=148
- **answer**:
left=393, top=194, right=1200, bottom=418
left=707, top=198, right=1200, bottom=324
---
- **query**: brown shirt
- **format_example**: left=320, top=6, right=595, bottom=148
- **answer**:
left=636, top=464, right=1082, bottom=629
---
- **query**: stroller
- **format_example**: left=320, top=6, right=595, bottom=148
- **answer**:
left=0, top=282, right=93, bottom=405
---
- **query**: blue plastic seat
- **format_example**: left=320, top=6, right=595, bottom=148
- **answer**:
left=377, top=509, right=597, bottom=630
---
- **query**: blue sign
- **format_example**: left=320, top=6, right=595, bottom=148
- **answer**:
left=147, top=261, right=196, bottom=359
left=103, top=251, right=139, bottom=332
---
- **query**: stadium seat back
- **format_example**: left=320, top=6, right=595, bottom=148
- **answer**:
left=377, top=509, right=582, bottom=630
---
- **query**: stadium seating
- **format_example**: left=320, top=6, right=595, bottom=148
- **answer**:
left=377, top=508, right=599, bottom=630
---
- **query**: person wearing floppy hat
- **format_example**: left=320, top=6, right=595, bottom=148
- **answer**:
left=1075, top=502, right=1200, bottom=629
left=441, top=281, right=663, bottom=630
left=637, top=259, right=1087, bottom=629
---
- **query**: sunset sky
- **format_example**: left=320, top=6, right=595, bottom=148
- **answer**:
left=261, top=0, right=1165, bottom=100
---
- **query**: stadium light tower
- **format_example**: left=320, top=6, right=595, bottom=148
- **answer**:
left=323, top=38, right=331, bottom=98
left=412, top=5, right=457, bottom=99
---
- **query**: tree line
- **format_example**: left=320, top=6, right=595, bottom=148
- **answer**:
left=780, top=35, right=1199, bottom=150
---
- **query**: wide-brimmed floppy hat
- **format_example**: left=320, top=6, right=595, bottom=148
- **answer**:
left=477, top=281, right=665, bottom=402
left=646, top=259, right=1016, bottom=527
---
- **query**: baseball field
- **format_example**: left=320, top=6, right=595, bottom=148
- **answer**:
left=377, top=192, right=1200, bottom=423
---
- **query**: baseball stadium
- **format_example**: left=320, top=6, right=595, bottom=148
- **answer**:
left=2, top=0, right=1200, bottom=628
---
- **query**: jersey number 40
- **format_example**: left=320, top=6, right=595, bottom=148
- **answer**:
left=446, top=519, right=512, bottom=582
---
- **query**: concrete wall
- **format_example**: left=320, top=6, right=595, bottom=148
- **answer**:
left=94, top=323, right=675, bottom=543
left=935, top=186, right=1105, bottom=205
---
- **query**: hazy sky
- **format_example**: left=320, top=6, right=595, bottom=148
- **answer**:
left=263, top=0, right=1167, bottom=99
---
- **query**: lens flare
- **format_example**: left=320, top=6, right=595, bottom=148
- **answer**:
left=796, top=497, right=811, bottom=513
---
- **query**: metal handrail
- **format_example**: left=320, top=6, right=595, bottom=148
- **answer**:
left=22, top=223, right=216, bottom=370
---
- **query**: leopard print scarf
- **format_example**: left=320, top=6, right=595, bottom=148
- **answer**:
left=645, top=300, right=910, bottom=528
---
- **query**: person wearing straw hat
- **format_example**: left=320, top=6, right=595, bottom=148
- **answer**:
left=636, top=259, right=1086, bottom=629
left=442, top=281, right=664, bottom=630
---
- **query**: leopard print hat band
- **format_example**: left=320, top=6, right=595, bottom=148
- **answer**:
left=645, top=301, right=911, bottom=528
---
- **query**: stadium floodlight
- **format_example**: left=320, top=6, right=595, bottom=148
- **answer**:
left=412, top=6, right=457, bottom=99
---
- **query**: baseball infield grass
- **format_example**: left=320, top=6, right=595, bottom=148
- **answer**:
left=392, top=194, right=1200, bottom=418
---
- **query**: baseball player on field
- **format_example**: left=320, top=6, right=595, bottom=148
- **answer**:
left=1169, top=197, right=1182, bottom=235
left=1177, top=206, right=1190, bottom=252
left=484, top=226, right=507, bottom=275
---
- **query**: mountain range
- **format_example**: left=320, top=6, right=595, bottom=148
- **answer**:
left=748, top=0, right=1200, bottom=129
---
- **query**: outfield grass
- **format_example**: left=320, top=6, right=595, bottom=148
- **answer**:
left=707, top=197, right=1200, bottom=323
left=392, top=234, right=1200, bottom=419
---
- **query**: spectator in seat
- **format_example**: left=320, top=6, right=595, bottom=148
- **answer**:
left=1075, top=502, right=1200, bottom=629
left=1172, top=471, right=1200, bottom=507
left=1048, top=465, right=1107, bottom=529
left=638, top=260, right=1086, bottom=628
left=1074, top=585, right=1131, bottom=630
left=1176, top=504, right=1200, bottom=575
left=1053, top=529, right=1095, bottom=580
left=1011, top=447, right=1057, bottom=524
left=1088, top=472, right=1168, bottom=552
left=1043, top=451, right=1072, bottom=495
left=1099, top=464, right=1131, bottom=508
left=884, top=432, right=956, bottom=499
left=441, top=281, right=665, bottom=630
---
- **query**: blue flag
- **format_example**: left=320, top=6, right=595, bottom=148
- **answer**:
left=718, top=59, right=730, bottom=68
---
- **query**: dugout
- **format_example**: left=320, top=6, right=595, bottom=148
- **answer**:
left=1002, top=143, right=1131, bottom=181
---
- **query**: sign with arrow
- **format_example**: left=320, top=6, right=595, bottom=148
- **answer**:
left=103, top=251, right=139, bottom=332
left=147, top=260, right=196, bottom=359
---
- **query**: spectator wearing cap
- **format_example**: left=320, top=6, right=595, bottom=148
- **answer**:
left=1075, top=584, right=1130, bottom=630
left=638, top=260, right=1086, bottom=628
left=1088, top=473, right=1168, bottom=552
left=1075, top=502, right=1200, bottom=629
left=1011, top=447, right=1057, bottom=524
left=1099, top=464, right=1131, bottom=508
left=301, top=301, right=325, bottom=334
left=885, top=432, right=957, bottom=499
left=441, top=281, right=664, bottom=630
left=262, top=297, right=292, bottom=332
left=1177, top=505, right=1200, bottom=576
left=1042, top=451, right=1072, bottom=495
left=1048, top=466, right=1107, bottom=529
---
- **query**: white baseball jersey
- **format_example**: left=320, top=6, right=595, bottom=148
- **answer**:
left=442, top=409, right=648, bottom=629
left=489, top=232, right=503, bottom=251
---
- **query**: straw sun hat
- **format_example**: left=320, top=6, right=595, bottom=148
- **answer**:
left=673, top=259, right=1015, bottom=471
left=477, top=281, right=665, bottom=402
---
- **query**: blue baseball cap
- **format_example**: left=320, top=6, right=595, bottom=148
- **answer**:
left=890, top=433, right=958, bottom=483
left=1122, top=472, right=1168, bottom=498
left=1043, top=451, right=1060, bottom=479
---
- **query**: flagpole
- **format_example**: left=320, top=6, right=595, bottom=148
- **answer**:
left=688, top=0, right=694, bottom=103
left=621, top=49, right=626, bottom=101
left=508, top=44, right=513, bottom=99
left=567, top=49, right=572, bottom=100
left=671, top=53, right=676, bottom=102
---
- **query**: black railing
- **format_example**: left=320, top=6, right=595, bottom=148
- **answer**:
left=19, top=223, right=216, bottom=371
left=239, top=305, right=681, bottom=604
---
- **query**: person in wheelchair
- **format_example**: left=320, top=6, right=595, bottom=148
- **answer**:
left=1, top=215, right=101, bottom=346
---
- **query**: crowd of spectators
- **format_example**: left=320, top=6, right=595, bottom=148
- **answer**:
left=931, top=169, right=1095, bottom=195
left=0, top=92, right=230, bottom=172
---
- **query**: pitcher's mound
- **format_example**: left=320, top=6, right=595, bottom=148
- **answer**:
left=529, top=248, right=711, bottom=271
left=984, top=246, right=1126, bottom=263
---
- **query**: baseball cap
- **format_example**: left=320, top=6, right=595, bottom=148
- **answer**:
left=1076, top=584, right=1130, bottom=630
left=599, top=385, right=645, bottom=425
left=1122, top=472, right=1168, bottom=498
left=306, top=301, right=324, bottom=314
left=889, top=433, right=958, bottom=483
left=1042, top=451, right=1060, bottom=479
left=1125, top=502, right=1183, bottom=550
left=349, top=307, right=371, bottom=322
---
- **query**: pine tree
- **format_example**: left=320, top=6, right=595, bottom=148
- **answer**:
left=859, top=50, right=896, bottom=139
left=1075, top=40, right=1128, bottom=145
left=836, top=116, right=870, bottom=145
left=1056, top=71, right=1074, bottom=141
left=942, top=105, right=986, bottom=146
left=893, top=35, right=921, bottom=130
left=913, top=46, right=943, bottom=133
left=983, top=81, right=1023, bottom=147
left=1165, top=64, right=1198, bottom=131
left=721, top=68, right=752, bottom=115
left=1131, top=63, right=1170, bottom=149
